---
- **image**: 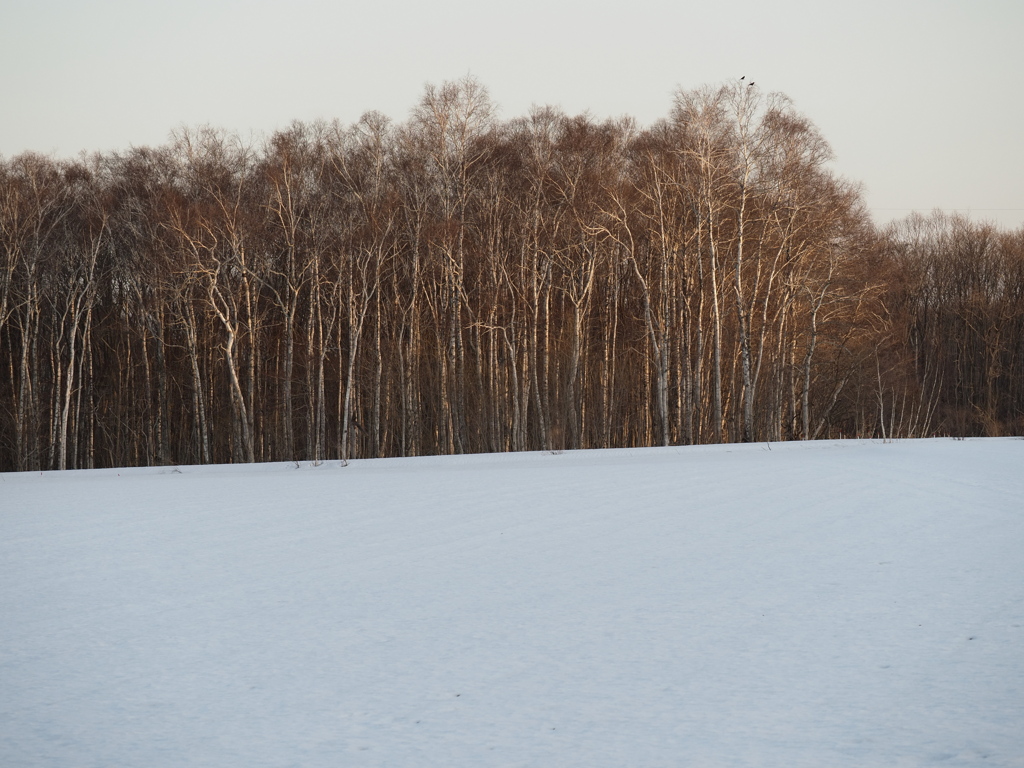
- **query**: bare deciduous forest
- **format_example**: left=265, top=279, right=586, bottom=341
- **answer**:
left=2, top=79, right=1022, bottom=471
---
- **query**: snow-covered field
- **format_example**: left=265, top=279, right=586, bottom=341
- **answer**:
left=2, top=438, right=1022, bottom=767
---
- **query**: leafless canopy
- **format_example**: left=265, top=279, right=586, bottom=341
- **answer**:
left=1, top=79, right=1021, bottom=470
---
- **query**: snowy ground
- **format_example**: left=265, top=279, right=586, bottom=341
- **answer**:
left=2, top=438, right=1023, bottom=767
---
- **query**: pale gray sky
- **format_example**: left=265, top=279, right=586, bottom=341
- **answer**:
left=3, top=0, right=1022, bottom=229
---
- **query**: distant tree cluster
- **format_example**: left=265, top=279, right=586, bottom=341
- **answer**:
left=1, top=78, right=1022, bottom=471
left=880, top=212, right=1024, bottom=438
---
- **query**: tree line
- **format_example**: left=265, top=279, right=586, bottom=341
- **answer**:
left=2, top=78, right=1022, bottom=471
